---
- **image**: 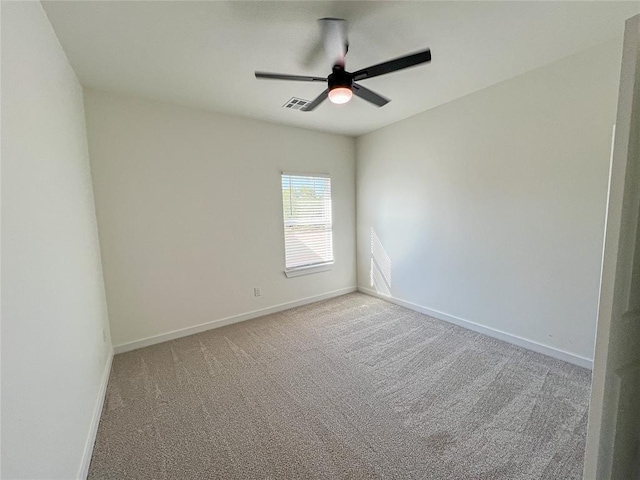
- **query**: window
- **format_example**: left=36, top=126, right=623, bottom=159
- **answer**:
left=281, top=173, right=333, bottom=276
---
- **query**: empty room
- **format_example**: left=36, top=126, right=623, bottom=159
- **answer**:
left=3, top=1, right=640, bottom=479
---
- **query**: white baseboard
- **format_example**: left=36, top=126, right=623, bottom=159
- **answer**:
left=78, top=348, right=113, bottom=479
left=359, top=287, right=593, bottom=370
left=113, top=286, right=358, bottom=354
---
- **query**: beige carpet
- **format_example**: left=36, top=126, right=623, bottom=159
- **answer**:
left=89, top=293, right=591, bottom=479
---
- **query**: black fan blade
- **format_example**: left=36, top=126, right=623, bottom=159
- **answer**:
left=320, top=18, right=348, bottom=66
left=352, top=83, right=390, bottom=107
left=351, top=49, right=431, bottom=81
left=301, top=89, right=329, bottom=111
left=255, top=72, right=326, bottom=82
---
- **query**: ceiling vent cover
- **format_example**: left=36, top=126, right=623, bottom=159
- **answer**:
left=283, top=97, right=311, bottom=110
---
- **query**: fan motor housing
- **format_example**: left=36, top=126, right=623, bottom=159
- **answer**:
left=328, top=65, right=353, bottom=91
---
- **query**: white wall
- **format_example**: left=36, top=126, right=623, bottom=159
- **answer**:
left=83, top=90, right=356, bottom=349
left=357, top=39, right=623, bottom=364
left=1, top=3, right=112, bottom=479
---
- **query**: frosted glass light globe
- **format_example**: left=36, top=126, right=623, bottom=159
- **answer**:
left=328, top=87, right=353, bottom=104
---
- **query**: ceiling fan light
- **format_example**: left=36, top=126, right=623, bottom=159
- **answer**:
left=328, top=87, right=353, bottom=104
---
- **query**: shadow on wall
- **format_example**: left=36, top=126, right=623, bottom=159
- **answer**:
left=370, top=228, right=392, bottom=296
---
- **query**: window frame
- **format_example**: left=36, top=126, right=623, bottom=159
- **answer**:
left=281, top=171, right=334, bottom=277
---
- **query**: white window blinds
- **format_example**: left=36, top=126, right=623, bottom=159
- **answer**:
left=281, top=174, right=333, bottom=271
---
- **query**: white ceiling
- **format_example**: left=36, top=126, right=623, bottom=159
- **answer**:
left=42, top=1, right=639, bottom=137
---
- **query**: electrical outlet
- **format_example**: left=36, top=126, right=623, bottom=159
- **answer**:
left=254, top=287, right=261, bottom=297
left=102, top=328, right=107, bottom=343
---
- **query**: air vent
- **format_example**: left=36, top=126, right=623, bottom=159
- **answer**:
left=283, top=97, right=311, bottom=110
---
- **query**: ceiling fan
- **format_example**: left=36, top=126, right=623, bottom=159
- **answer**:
left=255, top=18, right=432, bottom=111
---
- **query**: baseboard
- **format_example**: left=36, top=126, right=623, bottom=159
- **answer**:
left=113, top=286, right=358, bottom=354
left=359, top=287, right=593, bottom=370
left=78, top=348, right=113, bottom=479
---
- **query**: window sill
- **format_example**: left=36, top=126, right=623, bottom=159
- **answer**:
left=284, top=263, right=333, bottom=278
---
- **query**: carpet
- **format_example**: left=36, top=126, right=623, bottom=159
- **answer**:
left=89, top=293, right=591, bottom=479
